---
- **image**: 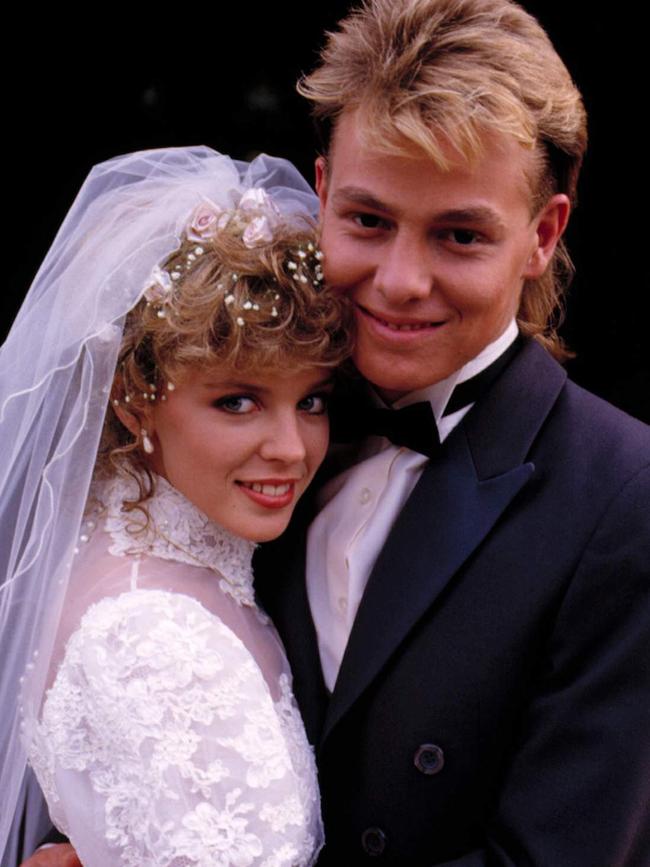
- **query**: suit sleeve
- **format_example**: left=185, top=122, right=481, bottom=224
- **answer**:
left=436, top=464, right=650, bottom=867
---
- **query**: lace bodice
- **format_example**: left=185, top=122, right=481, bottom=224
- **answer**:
left=25, top=475, right=322, bottom=867
left=97, top=473, right=260, bottom=608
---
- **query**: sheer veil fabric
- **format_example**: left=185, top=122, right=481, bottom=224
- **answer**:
left=0, top=147, right=319, bottom=864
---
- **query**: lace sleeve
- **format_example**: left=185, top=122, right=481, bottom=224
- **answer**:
left=28, top=589, right=321, bottom=867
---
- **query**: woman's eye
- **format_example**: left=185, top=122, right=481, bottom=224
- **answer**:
left=298, top=393, right=329, bottom=415
left=215, top=395, right=257, bottom=414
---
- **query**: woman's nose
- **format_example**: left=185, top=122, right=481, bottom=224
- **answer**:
left=259, top=411, right=307, bottom=465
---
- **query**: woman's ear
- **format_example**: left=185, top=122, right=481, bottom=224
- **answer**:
left=112, top=399, right=157, bottom=458
left=111, top=372, right=155, bottom=438
left=112, top=402, right=142, bottom=438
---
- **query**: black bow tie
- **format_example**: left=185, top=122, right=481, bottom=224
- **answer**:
left=331, top=338, right=521, bottom=458
left=365, top=402, right=440, bottom=457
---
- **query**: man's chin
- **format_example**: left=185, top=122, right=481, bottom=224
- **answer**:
left=352, top=333, right=462, bottom=399
left=353, top=359, right=448, bottom=403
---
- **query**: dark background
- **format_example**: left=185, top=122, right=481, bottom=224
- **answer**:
left=4, top=3, right=648, bottom=422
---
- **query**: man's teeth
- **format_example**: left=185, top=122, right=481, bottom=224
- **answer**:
left=244, top=482, right=291, bottom=496
left=373, top=313, right=434, bottom=330
left=383, top=320, right=432, bottom=331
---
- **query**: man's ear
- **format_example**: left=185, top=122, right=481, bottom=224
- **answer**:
left=524, top=193, right=571, bottom=279
left=315, top=156, right=328, bottom=210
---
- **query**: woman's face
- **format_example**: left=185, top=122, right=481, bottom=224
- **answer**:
left=143, top=362, right=333, bottom=542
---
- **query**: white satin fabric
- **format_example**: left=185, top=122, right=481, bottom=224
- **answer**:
left=24, top=474, right=323, bottom=867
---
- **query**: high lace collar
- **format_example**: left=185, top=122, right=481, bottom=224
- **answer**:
left=92, top=472, right=258, bottom=608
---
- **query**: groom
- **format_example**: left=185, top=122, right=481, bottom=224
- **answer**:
left=25, top=0, right=649, bottom=865
left=257, top=1, right=650, bottom=864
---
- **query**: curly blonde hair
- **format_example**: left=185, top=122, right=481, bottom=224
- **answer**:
left=96, top=212, right=353, bottom=503
left=298, top=0, right=588, bottom=360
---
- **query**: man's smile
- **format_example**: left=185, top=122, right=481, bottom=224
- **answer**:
left=355, top=302, right=447, bottom=333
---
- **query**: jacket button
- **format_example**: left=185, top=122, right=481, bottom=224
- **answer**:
left=414, top=743, right=445, bottom=775
left=361, top=826, right=387, bottom=856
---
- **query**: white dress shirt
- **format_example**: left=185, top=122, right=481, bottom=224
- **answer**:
left=306, top=321, right=519, bottom=690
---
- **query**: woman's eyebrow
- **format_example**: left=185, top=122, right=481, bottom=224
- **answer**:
left=201, top=380, right=269, bottom=392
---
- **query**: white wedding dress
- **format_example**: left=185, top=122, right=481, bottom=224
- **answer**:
left=25, top=474, right=323, bottom=867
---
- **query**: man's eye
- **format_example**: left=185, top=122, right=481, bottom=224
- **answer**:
left=353, top=213, right=388, bottom=230
left=298, top=393, right=329, bottom=415
left=447, top=229, right=480, bottom=245
left=214, top=395, right=257, bottom=414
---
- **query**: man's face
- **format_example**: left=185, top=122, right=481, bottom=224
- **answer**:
left=316, top=112, right=567, bottom=400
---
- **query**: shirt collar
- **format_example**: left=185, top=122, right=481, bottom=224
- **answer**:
left=389, top=319, right=519, bottom=425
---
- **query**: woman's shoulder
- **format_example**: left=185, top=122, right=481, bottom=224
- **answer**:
left=35, top=586, right=287, bottom=805
left=31, top=584, right=322, bottom=866
left=65, top=588, right=262, bottom=686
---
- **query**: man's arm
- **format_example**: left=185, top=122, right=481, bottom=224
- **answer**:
left=440, top=465, right=650, bottom=865
left=20, top=846, right=80, bottom=867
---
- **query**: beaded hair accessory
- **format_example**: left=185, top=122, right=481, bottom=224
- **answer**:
left=121, top=186, right=325, bottom=408
left=142, top=187, right=324, bottom=323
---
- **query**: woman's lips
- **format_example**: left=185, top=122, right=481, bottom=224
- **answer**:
left=236, top=480, right=296, bottom=509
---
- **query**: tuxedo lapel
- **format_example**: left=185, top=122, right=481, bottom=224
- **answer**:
left=322, top=340, right=567, bottom=743
left=322, top=430, right=534, bottom=742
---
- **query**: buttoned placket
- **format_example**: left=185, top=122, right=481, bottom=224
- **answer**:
left=307, top=443, right=428, bottom=690
left=307, top=321, right=520, bottom=691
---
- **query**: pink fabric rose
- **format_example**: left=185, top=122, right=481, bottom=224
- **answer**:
left=187, top=200, right=223, bottom=242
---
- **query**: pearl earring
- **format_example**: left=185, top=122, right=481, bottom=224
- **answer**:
left=141, top=429, right=154, bottom=455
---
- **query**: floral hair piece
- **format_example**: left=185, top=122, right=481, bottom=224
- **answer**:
left=142, top=188, right=325, bottom=325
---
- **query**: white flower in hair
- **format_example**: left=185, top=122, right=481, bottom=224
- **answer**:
left=143, top=265, right=173, bottom=303
left=239, top=187, right=282, bottom=249
left=187, top=199, right=224, bottom=242
left=239, top=188, right=276, bottom=214
left=242, top=215, right=274, bottom=248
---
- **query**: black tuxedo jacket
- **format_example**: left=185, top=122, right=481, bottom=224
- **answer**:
left=256, top=339, right=650, bottom=866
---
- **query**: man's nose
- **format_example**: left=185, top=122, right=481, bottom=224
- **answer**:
left=259, top=411, right=307, bottom=465
left=375, top=230, right=433, bottom=304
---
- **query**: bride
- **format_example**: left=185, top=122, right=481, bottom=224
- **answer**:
left=0, top=147, right=351, bottom=866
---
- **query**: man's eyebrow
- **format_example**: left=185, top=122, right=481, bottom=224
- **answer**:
left=332, top=188, right=506, bottom=230
left=436, top=207, right=506, bottom=230
left=332, top=187, right=392, bottom=213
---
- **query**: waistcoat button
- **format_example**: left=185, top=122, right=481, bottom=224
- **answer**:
left=361, top=826, right=387, bottom=856
left=414, top=743, right=445, bottom=775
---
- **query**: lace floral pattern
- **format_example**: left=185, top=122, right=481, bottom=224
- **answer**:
left=100, top=474, right=258, bottom=608
left=26, top=477, right=323, bottom=866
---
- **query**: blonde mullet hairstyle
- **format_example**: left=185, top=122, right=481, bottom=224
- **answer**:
left=299, top=0, right=588, bottom=359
